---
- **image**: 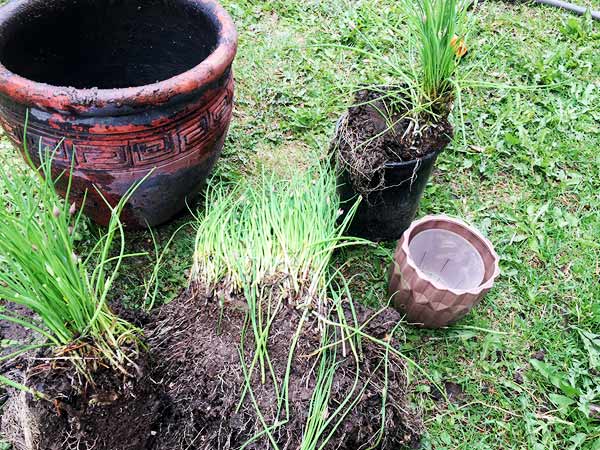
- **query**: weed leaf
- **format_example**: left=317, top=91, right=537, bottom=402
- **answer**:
left=575, top=328, right=600, bottom=370
left=530, top=359, right=581, bottom=398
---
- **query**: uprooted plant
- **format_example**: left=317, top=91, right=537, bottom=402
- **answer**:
left=0, top=146, right=144, bottom=389
left=191, top=167, right=362, bottom=383
left=0, top=143, right=167, bottom=450
left=144, top=165, right=423, bottom=449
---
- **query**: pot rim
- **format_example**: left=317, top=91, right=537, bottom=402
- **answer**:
left=0, top=0, right=238, bottom=113
left=398, top=214, right=501, bottom=296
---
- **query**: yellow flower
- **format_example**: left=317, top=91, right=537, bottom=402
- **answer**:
left=451, top=35, right=467, bottom=58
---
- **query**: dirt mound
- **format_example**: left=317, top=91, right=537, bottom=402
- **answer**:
left=1, top=291, right=422, bottom=450
left=1, top=349, right=163, bottom=450
left=147, top=288, right=422, bottom=450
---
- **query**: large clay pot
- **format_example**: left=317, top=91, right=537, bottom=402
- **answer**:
left=0, top=0, right=237, bottom=227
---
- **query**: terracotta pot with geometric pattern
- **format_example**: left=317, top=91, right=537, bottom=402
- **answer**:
left=389, top=215, right=500, bottom=328
left=0, top=0, right=237, bottom=228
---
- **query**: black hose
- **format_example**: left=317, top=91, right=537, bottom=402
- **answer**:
left=534, top=0, right=600, bottom=20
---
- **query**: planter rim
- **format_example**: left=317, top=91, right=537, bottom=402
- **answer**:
left=399, top=214, right=500, bottom=296
left=0, top=0, right=238, bottom=113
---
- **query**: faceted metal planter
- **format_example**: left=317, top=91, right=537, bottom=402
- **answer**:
left=0, top=0, right=238, bottom=228
left=389, top=215, right=500, bottom=328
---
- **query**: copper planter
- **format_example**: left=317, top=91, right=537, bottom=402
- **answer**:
left=0, top=0, right=237, bottom=228
left=389, top=215, right=500, bottom=328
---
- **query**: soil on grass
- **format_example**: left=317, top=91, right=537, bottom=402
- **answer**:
left=147, top=285, right=422, bottom=450
left=0, top=304, right=36, bottom=348
left=333, top=87, right=452, bottom=197
left=1, top=346, right=163, bottom=450
left=1, top=301, right=163, bottom=450
left=1, top=303, right=38, bottom=408
left=1, top=289, right=422, bottom=450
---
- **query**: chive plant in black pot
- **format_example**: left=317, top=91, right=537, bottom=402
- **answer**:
left=333, top=0, right=467, bottom=241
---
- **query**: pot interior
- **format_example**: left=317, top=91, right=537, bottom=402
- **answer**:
left=408, top=229, right=484, bottom=290
left=0, top=0, right=219, bottom=89
left=406, top=220, right=497, bottom=291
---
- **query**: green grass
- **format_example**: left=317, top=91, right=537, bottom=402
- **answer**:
left=408, top=0, right=466, bottom=113
left=1, top=0, right=600, bottom=448
left=191, top=167, right=361, bottom=302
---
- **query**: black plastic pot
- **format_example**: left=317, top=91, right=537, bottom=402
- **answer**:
left=338, top=148, right=443, bottom=242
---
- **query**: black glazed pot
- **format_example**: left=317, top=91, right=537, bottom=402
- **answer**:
left=337, top=148, right=443, bottom=242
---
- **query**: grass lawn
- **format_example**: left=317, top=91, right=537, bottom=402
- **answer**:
left=1, top=0, right=600, bottom=449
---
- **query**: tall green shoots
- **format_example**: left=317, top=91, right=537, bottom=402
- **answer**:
left=0, top=145, right=143, bottom=379
left=192, top=165, right=364, bottom=446
left=407, top=0, right=466, bottom=116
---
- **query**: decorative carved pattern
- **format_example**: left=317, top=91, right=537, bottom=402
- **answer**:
left=77, top=144, right=131, bottom=170
left=0, top=79, right=234, bottom=172
left=0, top=114, right=24, bottom=146
left=131, top=134, right=179, bottom=166
left=178, top=112, right=211, bottom=152
left=25, top=135, right=74, bottom=162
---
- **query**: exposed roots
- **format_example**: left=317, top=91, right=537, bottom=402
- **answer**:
left=2, top=284, right=423, bottom=450
left=1, top=390, right=40, bottom=450
left=147, top=284, right=423, bottom=450
left=332, top=88, right=453, bottom=199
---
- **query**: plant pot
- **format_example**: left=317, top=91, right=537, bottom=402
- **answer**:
left=334, top=107, right=448, bottom=242
left=337, top=146, right=444, bottom=242
left=0, top=0, right=237, bottom=228
left=388, top=215, right=500, bottom=328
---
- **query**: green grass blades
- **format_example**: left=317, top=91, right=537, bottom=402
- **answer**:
left=299, top=333, right=338, bottom=450
left=192, top=165, right=361, bottom=304
left=407, top=0, right=467, bottom=113
left=192, top=165, right=359, bottom=382
left=192, top=165, right=364, bottom=446
left=0, top=146, right=143, bottom=379
left=318, top=0, right=468, bottom=128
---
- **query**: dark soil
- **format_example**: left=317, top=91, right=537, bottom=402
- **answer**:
left=430, top=381, right=466, bottom=405
left=333, top=87, right=452, bottom=196
left=0, top=304, right=36, bottom=348
left=1, top=348, right=163, bottom=450
left=147, top=286, right=422, bottom=450
left=1, top=303, right=38, bottom=408
left=0, top=303, right=35, bottom=429
left=1, top=301, right=163, bottom=450
left=2, top=289, right=422, bottom=450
